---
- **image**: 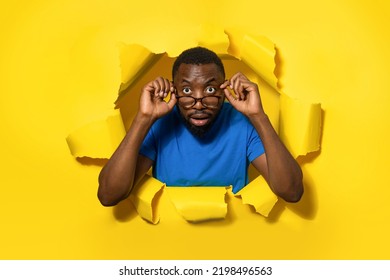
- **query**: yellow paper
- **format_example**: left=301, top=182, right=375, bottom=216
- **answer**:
left=224, top=28, right=321, bottom=157
left=279, top=93, right=322, bottom=157
left=225, top=29, right=278, bottom=90
left=66, top=110, right=125, bottom=158
left=129, top=175, right=165, bottom=224
left=116, top=44, right=164, bottom=105
left=235, top=176, right=278, bottom=217
left=197, top=24, right=230, bottom=54
left=241, top=35, right=279, bottom=90
left=166, top=187, right=229, bottom=222
left=4, top=0, right=390, bottom=261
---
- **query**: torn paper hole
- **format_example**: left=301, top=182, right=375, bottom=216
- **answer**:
left=66, top=24, right=323, bottom=222
left=166, top=186, right=229, bottom=222
left=67, top=26, right=322, bottom=160
left=116, top=43, right=164, bottom=105
left=129, top=174, right=165, bottom=224
left=235, top=175, right=278, bottom=217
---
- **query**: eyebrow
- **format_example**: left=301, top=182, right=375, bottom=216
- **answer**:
left=205, top=78, right=216, bottom=84
left=180, top=77, right=217, bottom=84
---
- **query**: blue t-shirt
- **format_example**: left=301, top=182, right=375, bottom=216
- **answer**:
left=139, top=102, right=265, bottom=193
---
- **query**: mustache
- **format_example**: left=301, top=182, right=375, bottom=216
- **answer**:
left=188, top=110, right=212, bottom=118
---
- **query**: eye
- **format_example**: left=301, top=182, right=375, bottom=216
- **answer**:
left=205, top=87, right=216, bottom=94
left=182, top=87, right=192, bottom=94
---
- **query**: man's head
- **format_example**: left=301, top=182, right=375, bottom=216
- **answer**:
left=172, top=47, right=226, bottom=137
left=172, top=47, right=225, bottom=80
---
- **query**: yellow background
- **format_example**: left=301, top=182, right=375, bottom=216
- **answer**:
left=1, top=0, right=389, bottom=259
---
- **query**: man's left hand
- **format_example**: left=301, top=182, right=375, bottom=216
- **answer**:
left=221, top=72, right=265, bottom=118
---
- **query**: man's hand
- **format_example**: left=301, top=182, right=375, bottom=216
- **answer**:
left=139, top=77, right=177, bottom=121
left=221, top=72, right=265, bottom=118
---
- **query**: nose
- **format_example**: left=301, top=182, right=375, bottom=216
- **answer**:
left=192, top=89, right=206, bottom=109
left=193, top=98, right=205, bottom=109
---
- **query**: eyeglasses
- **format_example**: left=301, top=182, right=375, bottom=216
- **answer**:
left=175, top=95, right=221, bottom=109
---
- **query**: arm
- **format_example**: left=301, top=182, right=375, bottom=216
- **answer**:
left=221, top=73, right=303, bottom=202
left=97, top=77, right=176, bottom=206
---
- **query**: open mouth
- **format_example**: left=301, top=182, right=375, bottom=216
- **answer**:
left=190, top=117, right=209, bottom=126
left=189, top=113, right=211, bottom=127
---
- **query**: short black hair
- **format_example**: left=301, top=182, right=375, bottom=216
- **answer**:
left=172, top=47, right=225, bottom=80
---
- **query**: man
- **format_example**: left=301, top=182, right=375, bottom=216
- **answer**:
left=98, top=47, right=303, bottom=206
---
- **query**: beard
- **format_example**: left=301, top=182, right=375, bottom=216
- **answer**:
left=179, top=110, right=214, bottom=138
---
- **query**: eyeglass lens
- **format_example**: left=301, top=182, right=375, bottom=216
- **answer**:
left=179, top=96, right=219, bottom=108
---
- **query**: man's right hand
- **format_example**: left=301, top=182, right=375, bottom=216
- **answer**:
left=138, top=77, right=177, bottom=121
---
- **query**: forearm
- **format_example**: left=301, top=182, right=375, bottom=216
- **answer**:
left=97, top=113, right=154, bottom=206
left=249, top=113, right=303, bottom=202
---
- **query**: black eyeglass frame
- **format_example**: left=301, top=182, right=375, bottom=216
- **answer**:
left=175, top=94, right=222, bottom=109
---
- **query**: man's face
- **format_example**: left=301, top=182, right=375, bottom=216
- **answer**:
left=173, top=63, right=225, bottom=137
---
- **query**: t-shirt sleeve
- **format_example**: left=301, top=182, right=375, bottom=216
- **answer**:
left=139, top=126, right=157, bottom=162
left=246, top=123, right=265, bottom=162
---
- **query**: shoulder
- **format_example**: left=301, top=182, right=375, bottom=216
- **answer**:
left=220, top=102, right=251, bottom=126
left=148, top=107, right=181, bottom=138
left=152, top=107, right=178, bottom=128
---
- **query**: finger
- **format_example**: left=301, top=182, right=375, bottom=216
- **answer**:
left=152, top=79, right=162, bottom=97
left=228, top=76, right=237, bottom=98
left=238, top=82, right=248, bottom=101
left=166, top=90, right=177, bottom=111
left=143, top=82, right=156, bottom=95
left=157, top=77, right=168, bottom=98
left=233, top=74, right=252, bottom=100
left=229, top=74, right=243, bottom=100
left=229, top=72, right=242, bottom=82
left=241, top=80, right=259, bottom=96
left=220, top=80, right=230, bottom=89
left=223, top=87, right=236, bottom=103
left=229, top=72, right=246, bottom=85
left=154, top=77, right=169, bottom=98
left=236, top=80, right=245, bottom=100
left=234, top=72, right=248, bottom=81
left=233, top=78, right=244, bottom=100
left=169, top=80, right=175, bottom=94
left=162, top=78, right=171, bottom=98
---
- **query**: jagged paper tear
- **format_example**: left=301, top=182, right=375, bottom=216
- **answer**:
left=235, top=175, right=278, bottom=217
left=129, top=174, right=165, bottom=224
left=66, top=24, right=322, bottom=221
left=166, top=186, right=229, bottom=222
left=225, top=28, right=278, bottom=90
left=130, top=178, right=277, bottom=222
